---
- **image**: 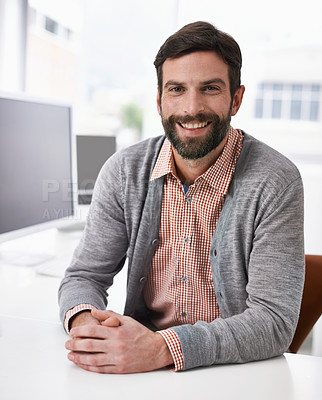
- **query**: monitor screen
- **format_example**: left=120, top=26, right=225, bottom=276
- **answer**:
left=76, top=135, right=116, bottom=205
left=0, top=93, right=74, bottom=243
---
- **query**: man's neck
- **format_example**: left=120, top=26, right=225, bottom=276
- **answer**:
left=172, top=136, right=228, bottom=186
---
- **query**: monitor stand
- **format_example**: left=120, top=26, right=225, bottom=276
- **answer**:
left=57, top=204, right=90, bottom=232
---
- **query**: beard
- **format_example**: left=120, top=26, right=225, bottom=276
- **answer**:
left=161, top=109, right=232, bottom=160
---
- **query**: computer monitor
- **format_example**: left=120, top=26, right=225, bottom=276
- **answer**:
left=76, top=135, right=116, bottom=205
left=0, top=92, right=74, bottom=245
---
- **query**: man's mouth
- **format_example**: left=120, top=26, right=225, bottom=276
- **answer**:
left=178, top=121, right=211, bottom=129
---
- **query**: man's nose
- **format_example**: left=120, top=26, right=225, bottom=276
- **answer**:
left=183, top=90, right=205, bottom=115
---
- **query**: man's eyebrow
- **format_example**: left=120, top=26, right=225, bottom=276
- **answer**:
left=163, top=80, right=184, bottom=89
left=201, top=78, right=226, bottom=87
left=163, top=78, right=227, bottom=88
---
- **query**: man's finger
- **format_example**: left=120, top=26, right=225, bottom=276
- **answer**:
left=66, top=338, right=106, bottom=353
left=101, top=316, right=121, bottom=327
left=70, top=324, right=111, bottom=339
left=91, top=308, right=121, bottom=320
left=76, top=363, right=126, bottom=374
left=68, top=351, right=114, bottom=367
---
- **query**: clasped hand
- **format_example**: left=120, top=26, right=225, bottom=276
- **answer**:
left=65, top=309, right=173, bottom=374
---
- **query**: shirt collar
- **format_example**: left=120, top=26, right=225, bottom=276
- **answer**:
left=201, top=127, right=243, bottom=195
left=150, top=137, right=175, bottom=181
left=151, top=127, right=243, bottom=195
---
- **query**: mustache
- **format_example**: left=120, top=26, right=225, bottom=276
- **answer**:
left=168, top=113, right=221, bottom=124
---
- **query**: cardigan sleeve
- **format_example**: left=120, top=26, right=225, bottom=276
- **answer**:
left=58, top=152, right=129, bottom=324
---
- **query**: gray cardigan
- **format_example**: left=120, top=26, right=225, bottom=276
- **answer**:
left=58, top=132, right=305, bottom=370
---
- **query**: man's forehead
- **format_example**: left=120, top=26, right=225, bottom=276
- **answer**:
left=162, top=51, right=229, bottom=85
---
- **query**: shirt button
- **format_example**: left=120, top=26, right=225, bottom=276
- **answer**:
left=181, top=276, right=187, bottom=283
left=186, top=196, right=192, bottom=203
left=183, top=237, right=189, bottom=244
left=181, top=312, right=187, bottom=318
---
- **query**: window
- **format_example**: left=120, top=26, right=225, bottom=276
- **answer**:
left=255, top=82, right=321, bottom=121
left=45, top=17, right=58, bottom=35
left=29, top=8, right=74, bottom=43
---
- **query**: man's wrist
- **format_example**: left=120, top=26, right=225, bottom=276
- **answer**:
left=69, top=310, right=92, bottom=330
left=64, top=304, right=95, bottom=333
left=154, top=331, right=175, bottom=368
left=157, top=329, right=184, bottom=371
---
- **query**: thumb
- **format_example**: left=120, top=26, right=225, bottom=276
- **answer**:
left=91, top=309, right=121, bottom=327
left=101, top=316, right=121, bottom=327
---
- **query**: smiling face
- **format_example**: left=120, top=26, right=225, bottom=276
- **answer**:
left=157, top=51, right=244, bottom=160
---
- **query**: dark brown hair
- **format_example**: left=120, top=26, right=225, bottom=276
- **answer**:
left=154, top=21, right=242, bottom=100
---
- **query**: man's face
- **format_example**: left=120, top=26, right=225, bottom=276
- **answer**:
left=157, top=51, right=243, bottom=160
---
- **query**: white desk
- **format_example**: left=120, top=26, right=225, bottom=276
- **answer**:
left=1, top=315, right=321, bottom=400
left=1, top=230, right=322, bottom=400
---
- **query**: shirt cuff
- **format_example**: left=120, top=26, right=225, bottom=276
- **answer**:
left=158, top=328, right=184, bottom=371
left=64, top=303, right=95, bottom=334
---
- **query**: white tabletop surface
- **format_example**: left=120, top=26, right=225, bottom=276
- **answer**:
left=1, top=315, right=321, bottom=400
left=1, top=229, right=321, bottom=400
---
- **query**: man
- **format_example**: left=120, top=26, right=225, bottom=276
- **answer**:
left=59, top=21, right=305, bottom=374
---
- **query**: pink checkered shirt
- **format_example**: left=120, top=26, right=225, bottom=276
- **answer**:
left=144, top=127, right=243, bottom=371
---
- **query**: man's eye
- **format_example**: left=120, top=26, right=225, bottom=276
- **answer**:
left=204, top=86, right=219, bottom=92
left=170, top=87, right=183, bottom=93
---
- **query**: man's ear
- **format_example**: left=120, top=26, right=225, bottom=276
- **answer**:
left=231, top=85, right=245, bottom=116
left=156, top=88, right=161, bottom=115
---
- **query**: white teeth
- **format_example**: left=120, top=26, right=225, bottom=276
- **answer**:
left=181, top=121, right=208, bottom=129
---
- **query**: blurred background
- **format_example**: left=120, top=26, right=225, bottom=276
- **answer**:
left=0, top=0, right=321, bottom=355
